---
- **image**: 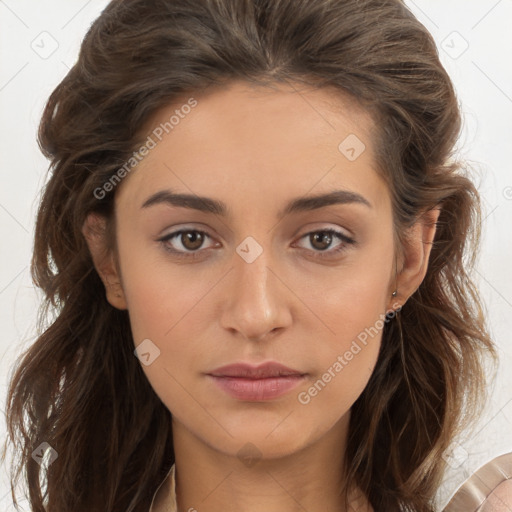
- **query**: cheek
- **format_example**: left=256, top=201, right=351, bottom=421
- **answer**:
left=300, top=237, right=394, bottom=407
left=119, top=246, right=217, bottom=399
left=310, top=234, right=394, bottom=344
left=119, top=239, right=213, bottom=343
left=122, top=261, right=210, bottom=413
left=296, top=289, right=387, bottom=421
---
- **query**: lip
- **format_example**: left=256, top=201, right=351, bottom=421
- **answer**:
left=206, top=362, right=307, bottom=401
left=209, top=362, right=305, bottom=379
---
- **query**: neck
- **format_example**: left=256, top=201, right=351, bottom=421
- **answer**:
left=167, top=414, right=372, bottom=512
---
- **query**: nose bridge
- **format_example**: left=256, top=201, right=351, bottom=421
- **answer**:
left=220, top=235, right=291, bottom=340
left=237, top=244, right=273, bottom=304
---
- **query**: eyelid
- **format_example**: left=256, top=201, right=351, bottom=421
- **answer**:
left=293, top=228, right=355, bottom=254
left=296, top=224, right=353, bottom=241
left=158, top=227, right=217, bottom=248
left=157, top=224, right=356, bottom=259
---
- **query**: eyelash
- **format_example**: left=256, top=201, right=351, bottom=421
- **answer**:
left=157, top=228, right=356, bottom=261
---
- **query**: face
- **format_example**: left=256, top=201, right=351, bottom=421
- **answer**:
left=109, top=80, right=398, bottom=460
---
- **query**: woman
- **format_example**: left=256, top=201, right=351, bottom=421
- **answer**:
left=1, top=0, right=499, bottom=510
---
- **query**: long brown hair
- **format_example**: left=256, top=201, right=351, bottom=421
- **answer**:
left=1, top=0, right=497, bottom=510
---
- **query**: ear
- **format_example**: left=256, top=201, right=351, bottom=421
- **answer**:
left=81, top=213, right=128, bottom=310
left=393, top=207, right=441, bottom=307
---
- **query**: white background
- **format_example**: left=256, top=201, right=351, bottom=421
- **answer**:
left=1, top=1, right=511, bottom=510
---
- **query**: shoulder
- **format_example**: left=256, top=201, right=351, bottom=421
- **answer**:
left=443, top=452, right=512, bottom=511
left=478, top=479, right=512, bottom=512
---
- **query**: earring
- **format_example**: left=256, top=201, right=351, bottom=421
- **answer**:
left=392, top=290, right=397, bottom=297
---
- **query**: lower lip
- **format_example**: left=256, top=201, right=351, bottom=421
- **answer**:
left=207, top=375, right=305, bottom=401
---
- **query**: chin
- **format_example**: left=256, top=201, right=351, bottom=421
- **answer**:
left=213, top=433, right=308, bottom=463
left=195, top=414, right=323, bottom=462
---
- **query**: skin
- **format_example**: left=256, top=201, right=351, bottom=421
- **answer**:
left=83, top=80, right=439, bottom=511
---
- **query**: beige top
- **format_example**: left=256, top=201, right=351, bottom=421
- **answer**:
left=149, top=464, right=177, bottom=512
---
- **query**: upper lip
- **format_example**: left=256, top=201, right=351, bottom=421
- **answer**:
left=208, top=362, right=305, bottom=379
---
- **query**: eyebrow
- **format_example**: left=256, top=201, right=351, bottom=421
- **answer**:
left=140, top=189, right=372, bottom=217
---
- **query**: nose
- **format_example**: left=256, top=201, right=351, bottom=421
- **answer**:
left=219, top=245, right=292, bottom=342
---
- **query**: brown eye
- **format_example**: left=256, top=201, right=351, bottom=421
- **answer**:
left=309, top=231, right=334, bottom=251
left=158, top=229, right=215, bottom=258
left=296, top=229, right=356, bottom=260
left=179, top=231, right=205, bottom=251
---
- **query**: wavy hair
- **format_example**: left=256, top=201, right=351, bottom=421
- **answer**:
left=1, top=0, right=497, bottom=510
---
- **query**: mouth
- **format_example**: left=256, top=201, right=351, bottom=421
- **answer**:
left=209, top=361, right=305, bottom=379
left=206, top=362, right=307, bottom=401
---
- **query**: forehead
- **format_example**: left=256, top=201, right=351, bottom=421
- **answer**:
left=115, top=80, right=389, bottom=215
